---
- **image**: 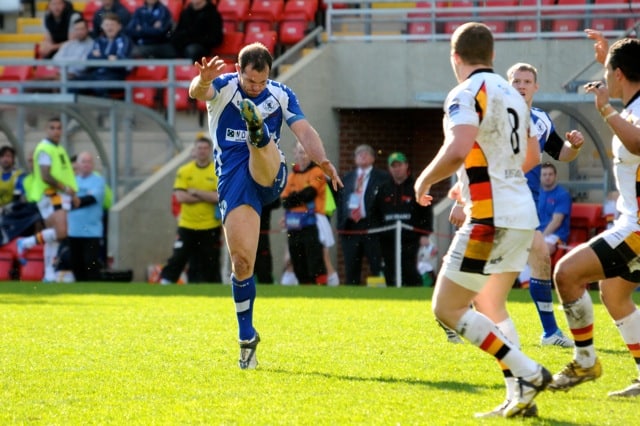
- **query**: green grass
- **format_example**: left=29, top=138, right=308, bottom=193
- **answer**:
left=0, top=282, right=637, bottom=425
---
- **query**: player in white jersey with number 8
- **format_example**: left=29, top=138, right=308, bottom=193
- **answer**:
left=413, top=22, right=552, bottom=418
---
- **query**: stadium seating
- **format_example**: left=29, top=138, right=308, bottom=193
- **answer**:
left=516, top=0, right=553, bottom=33
left=283, top=0, right=318, bottom=22
left=0, top=240, right=17, bottom=281
left=169, top=64, right=198, bottom=111
left=590, top=0, right=630, bottom=32
left=566, top=202, right=605, bottom=248
left=0, top=64, right=33, bottom=81
left=212, top=31, right=245, bottom=60
left=406, top=2, right=433, bottom=38
left=32, top=64, right=60, bottom=80
left=479, top=0, right=517, bottom=33
left=19, top=244, right=44, bottom=281
left=218, top=0, right=251, bottom=27
left=83, top=0, right=102, bottom=31
left=243, top=30, right=278, bottom=54
left=436, top=0, right=475, bottom=34
left=249, top=0, right=285, bottom=22
left=127, top=65, right=168, bottom=109
left=547, top=0, right=585, bottom=35
left=121, top=0, right=143, bottom=13
left=0, top=65, right=33, bottom=93
left=279, top=18, right=308, bottom=46
left=164, top=0, right=185, bottom=22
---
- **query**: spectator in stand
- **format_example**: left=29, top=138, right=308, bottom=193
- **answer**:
left=537, top=162, right=572, bottom=256
left=160, top=136, right=222, bottom=284
left=171, top=0, right=223, bottom=63
left=127, top=0, right=176, bottom=59
left=67, top=151, right=106, bottom=281
left=281, top=142, right=327, bottom=285
left=17, top=117, right=78, bottom=283
left=374, top=152, right=433, bottom=287
left=91, top=0, right=131, bottom=39
left=336, top=144, right=389, bottom=285
left=76, top=13, right=133, bottom=98
left=52, top=18, right=94, bottom=80
left=40, top=0, right=81, bottom=58
left=0, top=146, right=25, bottom=208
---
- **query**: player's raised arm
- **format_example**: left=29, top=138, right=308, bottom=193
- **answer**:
left=189, top=56, right=227, bottom=101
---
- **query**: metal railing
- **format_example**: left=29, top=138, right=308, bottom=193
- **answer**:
left=324, top=0, right=639, bottom=42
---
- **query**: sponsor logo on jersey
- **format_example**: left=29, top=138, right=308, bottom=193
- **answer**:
left=225, top=128, right=249, bottom=142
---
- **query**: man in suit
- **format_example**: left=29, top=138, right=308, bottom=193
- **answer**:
left=337, top=144, right=390, bottom=285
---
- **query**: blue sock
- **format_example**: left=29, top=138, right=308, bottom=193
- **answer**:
left=529, top=278, right=558, bottom=337
left=254, top=123, right=270, bottom=148
left=232, top=274, right=257, bottom=341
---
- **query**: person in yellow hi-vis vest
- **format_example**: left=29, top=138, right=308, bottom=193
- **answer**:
left=17, top=116, right=78, bottom=282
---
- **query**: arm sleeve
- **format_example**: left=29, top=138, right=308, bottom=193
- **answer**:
left=543, top=130, right=564, bottom=160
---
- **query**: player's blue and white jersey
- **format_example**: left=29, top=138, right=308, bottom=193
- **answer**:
left=205, top=73, right=301, bottom=180
left=525, top=107, right=555, bottom=202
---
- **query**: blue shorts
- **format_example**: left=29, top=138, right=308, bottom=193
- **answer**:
left=217, top=162, right=287, bottom=222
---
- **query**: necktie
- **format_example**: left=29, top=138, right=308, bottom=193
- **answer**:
left=350, top=172, right=364, bottom=222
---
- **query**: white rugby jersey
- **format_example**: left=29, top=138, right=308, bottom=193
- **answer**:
left=444, top=69, right=538, bottom=230
left=205, top=73, right=300, bottom=180
left=612, top=95, right=640, bottom=226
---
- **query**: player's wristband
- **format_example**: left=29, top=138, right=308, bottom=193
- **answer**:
left=604, top=110, right=619, bottom=121
left=599, top=103, right=612, bottom=115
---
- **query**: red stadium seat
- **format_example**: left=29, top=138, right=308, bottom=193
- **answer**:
left=19, top=245, right=44, bottom=281
left=437, top=0, right=474, bottom=34
left=132, top=87, right=160, bottom=109
left=278, top=19, right=308, bottom=46
left=33, top=64, right=60, bottom=80
left=407, top=2, right=433, bottom=39
left=164, top=0, right=184, bottom=22
left=222, top=19, right=238, bottom=33
left=591, top=0, right=628, bottom=32
left=166, top=87, right=192, bottom=111
left=567, top=203, right=604, bottom=248
left=0, top=65, right=33, bottom=81
left=218, top=0, right=251, bottom=24
left=245, top=19, right=275, bottom=33
left=128, top=65, right=168, bottom=80
left=174, top=64, right=198, bottom=81
left=243, top=30, right=278, bottom=54
left=547, top=0, right=585, bottom=34
left=83, top=0, right=103, bottom=30
left=479, top=0, right=516, bottom=33
left=212, top=31, right=245, bottom=60
left=121, top=0, right=143, bottom=13
left=248, top=0, right=284, bottom=23
left=283, top=0, right=318, bottom=22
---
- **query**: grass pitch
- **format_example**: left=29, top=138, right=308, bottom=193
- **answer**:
left=0, top=282, right=637, bottom=425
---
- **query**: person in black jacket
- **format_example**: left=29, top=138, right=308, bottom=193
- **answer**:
left=374, top=152, right=433, bottom=287
left=336, top=144, right=389, bottom=285
left=171, top=0, right=223, bottom=62
left=40, top=0, right=81, bottom=58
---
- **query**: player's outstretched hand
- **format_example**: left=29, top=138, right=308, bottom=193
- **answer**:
left=584, top=29, right=608, bottom=65
left=194, top=56, right=228, bottom=82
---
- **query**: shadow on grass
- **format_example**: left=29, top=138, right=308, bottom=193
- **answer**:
left=259, top=368, right=596, bottom=426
